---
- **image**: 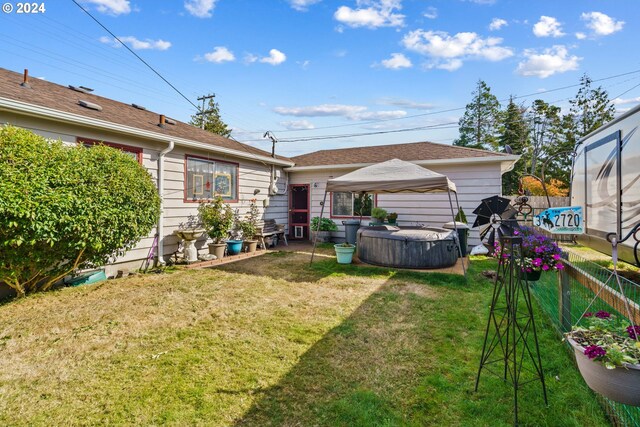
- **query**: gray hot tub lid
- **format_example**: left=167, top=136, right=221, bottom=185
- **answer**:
left=359, top=227, right=456, bottom=242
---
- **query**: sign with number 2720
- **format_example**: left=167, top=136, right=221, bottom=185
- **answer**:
left=533, top=206, right=584, bottom=235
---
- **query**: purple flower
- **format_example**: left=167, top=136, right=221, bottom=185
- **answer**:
left=532, top=258, right=543, bottom=267
left=514, top=230, right=520, bottom=235
left=627, top=325, right=640, bottom=340
left=556, top=263, right=565, bottom=270
left=535, top=246, right=545, bottom=254
left=584, top=312, right=593, bottom=317
left=553, top=254, right=561, bottom=261
left=542, top=264, right=550, bottom=271
left=584, top=345, right=606, bottom=359
left=595, top=310, right=611, bottom=319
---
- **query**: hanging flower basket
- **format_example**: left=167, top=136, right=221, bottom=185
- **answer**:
left=521, top=269, right=541, bottom=282
left=567, top=337, right=640, bottom=406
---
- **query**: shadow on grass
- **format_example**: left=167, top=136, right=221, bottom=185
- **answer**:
left=232, top=254, right=608, bottom=427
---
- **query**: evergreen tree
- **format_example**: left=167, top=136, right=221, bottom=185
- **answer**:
left=454, top=80, right=502, bottom=150
left=190, top=96, right=232, bottom=138
left=498, top=97, right=528, bottom=195
left=527, top=99, right=562, bottom=176
left=568, top=74, right=615, bottom=142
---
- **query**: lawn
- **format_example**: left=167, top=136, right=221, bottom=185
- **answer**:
left=0, top=246, right=610, bottom=426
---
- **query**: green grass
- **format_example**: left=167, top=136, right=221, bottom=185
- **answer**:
left=0, top=248, right=610, bottom=426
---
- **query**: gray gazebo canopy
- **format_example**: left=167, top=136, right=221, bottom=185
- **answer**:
left=311, top=158, right=465, bottom=275
left=325, top=158, right=457, bottom=193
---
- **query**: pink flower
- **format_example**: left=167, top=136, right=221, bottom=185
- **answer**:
left=556, top=263, right=564, bottom=270
left=553, top=254, right=561, bottom=261
left=532, top=258, right=543, bottom=267
left=542, top=264, right=550, bottom=271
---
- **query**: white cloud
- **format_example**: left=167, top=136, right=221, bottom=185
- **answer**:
left=377, top=97, right=435, bottom=110
left=82, top=0, right=130, bottom=15
left=612, top=96, right=640, bottom=106
left=334, top=0, right=404, bottom=29
left=401, top=30, right=513, bottom=71
left=380, top=53, right=412, bottom=69
left=288, top=0, right=321, bottom=11
left=202, top=46, right=235, bottom=63
left=423, top=6, right=437, bottom=19
left=297, top=60, right=311, bottom=69
left=489, top=18, right=507, bottom=31
left=581, top=12, right=624, bottom=36
left=280, top=120, right=316, bottom=130
left=100, top=36, right=171, bottom=50
left=273, top=104, right=406, bottom=120
left=575, top=32, right=587, bottom=40
left=533, top=16, right=565, bottom=38
left=516, top=45, right=581, bottom=78
left=260, top=49, right=287, bottom=65
left=184, top=0, right=218, bottom=18
left=244, top=53, right=258, bottom=64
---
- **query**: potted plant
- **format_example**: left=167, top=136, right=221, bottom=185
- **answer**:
left=226, top=209, right=244, bottom=255
left=334, top=242, right=356, bottom=264
left=565, top=310, right=640, bottom=406
left=493, top=226, right=564, bottom=281
left=198, top=196, right=233, bottom=260
left=240, top=199, right=260, bottom=253
left=371, top=207, right=388, bottom=224
left=311, top=217, right=338, bottom=243
left=387, top=212, right=398, bottom=225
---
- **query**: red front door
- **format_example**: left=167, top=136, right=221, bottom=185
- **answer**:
left=289, top=184, right=309, bottom=240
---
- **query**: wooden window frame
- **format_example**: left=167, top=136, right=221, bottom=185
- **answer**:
left=184, top=154, right=239, bottom=203
left=329, top=192, right=377, bottom=219
left=77, top=137, right=143, bottom=164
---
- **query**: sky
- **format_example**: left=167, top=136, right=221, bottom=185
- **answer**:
left=1, top=0, right=639, bottom=157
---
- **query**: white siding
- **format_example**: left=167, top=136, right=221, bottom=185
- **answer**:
left=0, top=113, right=287, bottom=274
left=288, top=163, right=504, bottom=247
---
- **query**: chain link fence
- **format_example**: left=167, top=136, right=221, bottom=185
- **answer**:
left=530, top=250, right=640, bottom=426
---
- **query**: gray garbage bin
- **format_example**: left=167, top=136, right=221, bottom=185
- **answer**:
left=443, top=221, right=469, bottom=257
left=342, top=220, right=361, bottom=245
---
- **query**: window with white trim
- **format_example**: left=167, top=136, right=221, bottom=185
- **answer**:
left=331, top=192, right=373, bottom=217
left=185, top=156, right=238, bottom=201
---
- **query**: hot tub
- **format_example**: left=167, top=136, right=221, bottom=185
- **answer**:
left=357, top=226, right=459, bottom=269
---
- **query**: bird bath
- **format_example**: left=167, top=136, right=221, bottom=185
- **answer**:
left=173, top=229, right=205, bottom=263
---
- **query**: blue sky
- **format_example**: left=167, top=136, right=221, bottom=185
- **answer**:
left=1, top=0, right=639, bottom=157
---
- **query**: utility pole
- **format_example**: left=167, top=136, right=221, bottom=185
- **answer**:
left=196, top=94, right=216, bottom=130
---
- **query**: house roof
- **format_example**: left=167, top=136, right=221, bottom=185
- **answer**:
left=0, top=68, right=292, bottom=165
left=290, top=140, right=513, bottom=167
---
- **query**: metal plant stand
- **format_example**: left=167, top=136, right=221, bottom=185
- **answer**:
left=475, top=235, right=548, bottom=425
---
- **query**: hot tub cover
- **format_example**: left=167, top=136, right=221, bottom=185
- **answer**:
left=326, top=158, right=457, bottom=194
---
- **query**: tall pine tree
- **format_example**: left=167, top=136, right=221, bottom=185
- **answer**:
left=454, top=80, right=502, bottom=151
left=568, top=74, right=615, bottom=142
left=190, top=96, right=232, bottom=138
left=498, top=97, right=528, bottom=195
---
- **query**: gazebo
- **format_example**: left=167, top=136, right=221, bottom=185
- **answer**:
left=310, top=158, right=466, bottom=275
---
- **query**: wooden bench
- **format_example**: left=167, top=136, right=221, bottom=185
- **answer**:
left=255, top=219, right=288, bottom=248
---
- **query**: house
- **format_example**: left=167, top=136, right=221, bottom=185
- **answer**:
left=285, top=143, right=519, bottom=247
left=0, top=68, right=294, bottom=276
left=0, top=67, right=518, bottom=276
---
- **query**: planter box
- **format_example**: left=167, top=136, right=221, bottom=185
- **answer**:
left=567, top=337, right=640, bottom=406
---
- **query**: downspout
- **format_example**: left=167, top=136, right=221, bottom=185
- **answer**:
left=156, top=140, right=175, bottom=266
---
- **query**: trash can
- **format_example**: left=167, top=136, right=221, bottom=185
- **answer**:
left=443, top=221, right=469, bottom=257
left=342, top=220, right=361, bottom=245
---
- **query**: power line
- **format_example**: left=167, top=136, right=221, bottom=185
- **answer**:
left=71, top=0, right=199, bottom=111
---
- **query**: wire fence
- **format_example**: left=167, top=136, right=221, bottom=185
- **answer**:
left=530, top=250, right=640, bottom=427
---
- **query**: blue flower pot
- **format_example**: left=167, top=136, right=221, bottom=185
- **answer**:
left=334, top=244, right=356, bottom=264
left=226, top=240, right=243, bottom=255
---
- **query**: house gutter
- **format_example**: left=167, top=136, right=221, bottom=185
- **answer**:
left=284, top=155, right=521, bottom=175
left=156, top=141, right=175, bottom=266
left=0, top=97, right=294, bottom=168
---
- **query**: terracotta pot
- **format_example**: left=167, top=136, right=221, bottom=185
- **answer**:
left=208, top=243, right=226, bottom=259
left=243, top=240, right=258, bottom=253
left=567, top=337, right=640, bottom=406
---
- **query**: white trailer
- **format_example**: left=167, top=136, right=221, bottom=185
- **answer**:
left=571, top=104, right=640, bottom=265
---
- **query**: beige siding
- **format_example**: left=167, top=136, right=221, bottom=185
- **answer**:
left=289, top=163, right=504, bottom=247
left=0, top=113, right=287, bottom=274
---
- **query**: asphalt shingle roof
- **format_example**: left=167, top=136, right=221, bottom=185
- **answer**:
left=0, top=68, right=290, bottom=162
left=290, top=140, right=509, bottom=167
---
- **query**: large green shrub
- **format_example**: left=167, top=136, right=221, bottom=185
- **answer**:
left=310, top=217, right=338, bottom=232
left=0, top=126, right=160, bottom=296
